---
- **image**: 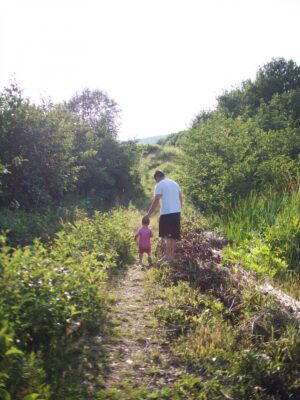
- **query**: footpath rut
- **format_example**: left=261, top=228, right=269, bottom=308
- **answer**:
left=102, top=263, right=182, bottom=392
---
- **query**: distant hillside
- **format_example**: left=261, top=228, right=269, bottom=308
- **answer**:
left=157, top=130, right=187, bottom=146
left=137, top=134, right=168, bottom=144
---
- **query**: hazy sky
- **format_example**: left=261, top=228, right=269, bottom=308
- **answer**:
left=1, top=0, right=300, bottom=141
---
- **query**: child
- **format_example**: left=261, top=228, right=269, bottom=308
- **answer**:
left=135, top=216, right=153, bottom=267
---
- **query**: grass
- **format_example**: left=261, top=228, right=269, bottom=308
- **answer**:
left=217, top=188, right=300, bottom=298
left=272, top=270, right=300, bottom=301
left=146, top=261, right=300, bottom=399
left=2, top=139, right=299, bottom=399
left=138, top=144, right=182, bottom=201
left=218, top=190, right=293, bottom=244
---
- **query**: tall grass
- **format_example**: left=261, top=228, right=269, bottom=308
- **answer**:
left=266, top=189, right=300, bottom=267
left=218, top=188, right=300, bottom=274
left=219, top=190, right=291, bottom=244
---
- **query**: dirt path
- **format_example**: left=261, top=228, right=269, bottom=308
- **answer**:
left=101, top=263, right=182, bottom=393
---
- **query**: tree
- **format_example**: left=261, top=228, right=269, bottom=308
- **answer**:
left=0, top=83, right=142, bottom=211
left=217, top=58, right=300, bottom=118
left=254, top=58, right=300, bottom=102
left=180, top=113, right=300, bottom=211
left=0, top=84, right=79, bottom=209
left=65, top=88, right=121, bottom=138
left=191, top=110, right=213, bottom=129
left=254, top=89, right=300, bottom=131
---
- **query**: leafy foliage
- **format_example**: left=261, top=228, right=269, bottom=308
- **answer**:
left=65, top=88, right=120, bottom=137
left=180, top=59, right=300, bottom=212
left=0, top=84, right=142, bottom=211
left=0, top=209, right=134, bottom=399
left=218, top=58, right=300, bottom=118
left=180, top=113, right=300, bottom=211
left=0, top=84, right=79, bottom=208
left=157, top=130, right=187, bottom=147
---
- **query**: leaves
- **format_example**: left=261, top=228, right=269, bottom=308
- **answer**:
left=180, top=112, right=300, bottom=212
left=22, top=394, right=41, bottom=400
left=0, top=208, right=135, bottom=398
left=0, top=83, right=142, bottom=210
left=0, top=388, right=10, bottom=400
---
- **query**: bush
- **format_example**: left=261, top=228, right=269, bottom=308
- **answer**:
left=0, top=209, right=135, bottom=398
left=180, top=114, right=300, bottom=212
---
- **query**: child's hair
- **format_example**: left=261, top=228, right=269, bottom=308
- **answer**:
left=142, top=216, right=150, bottom=225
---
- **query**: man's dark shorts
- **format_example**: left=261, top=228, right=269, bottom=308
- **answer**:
left=159, top=212, right=181, bottom=240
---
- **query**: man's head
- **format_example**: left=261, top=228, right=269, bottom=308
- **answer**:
left=154, top=170, right=165, bottom=182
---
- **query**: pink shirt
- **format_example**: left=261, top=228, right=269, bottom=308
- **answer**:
left=137, top=226, right=153, bottom=252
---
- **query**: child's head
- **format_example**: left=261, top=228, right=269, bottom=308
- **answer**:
left=142, top=216, right=150, bottom=226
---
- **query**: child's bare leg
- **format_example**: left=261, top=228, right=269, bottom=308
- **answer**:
left=147, top=252, right=152, bottom=266
left=139, top=253, right=143, bottom=265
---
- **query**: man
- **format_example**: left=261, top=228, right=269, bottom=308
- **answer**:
left=144, top=170, right=182, bottom=262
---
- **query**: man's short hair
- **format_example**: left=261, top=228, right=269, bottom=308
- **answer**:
left=154, top=170, right=165, bottom=179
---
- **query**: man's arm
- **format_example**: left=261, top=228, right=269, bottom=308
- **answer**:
left=145, top=194, right=161, bottom=218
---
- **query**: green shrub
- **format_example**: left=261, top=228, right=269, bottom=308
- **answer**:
left=0, top=209, right=135, bottom=398
left=180, top=114, right=300, bottom=212
left=0, top=319, right=23, bottom=399
left=223, top=237, right=288, bottom=277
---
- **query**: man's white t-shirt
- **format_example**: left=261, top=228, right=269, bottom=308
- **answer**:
left=155, top=178, right=181, bottom=215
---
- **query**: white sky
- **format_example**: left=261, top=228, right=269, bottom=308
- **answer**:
left=1, top=0, right=300, bottom=141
